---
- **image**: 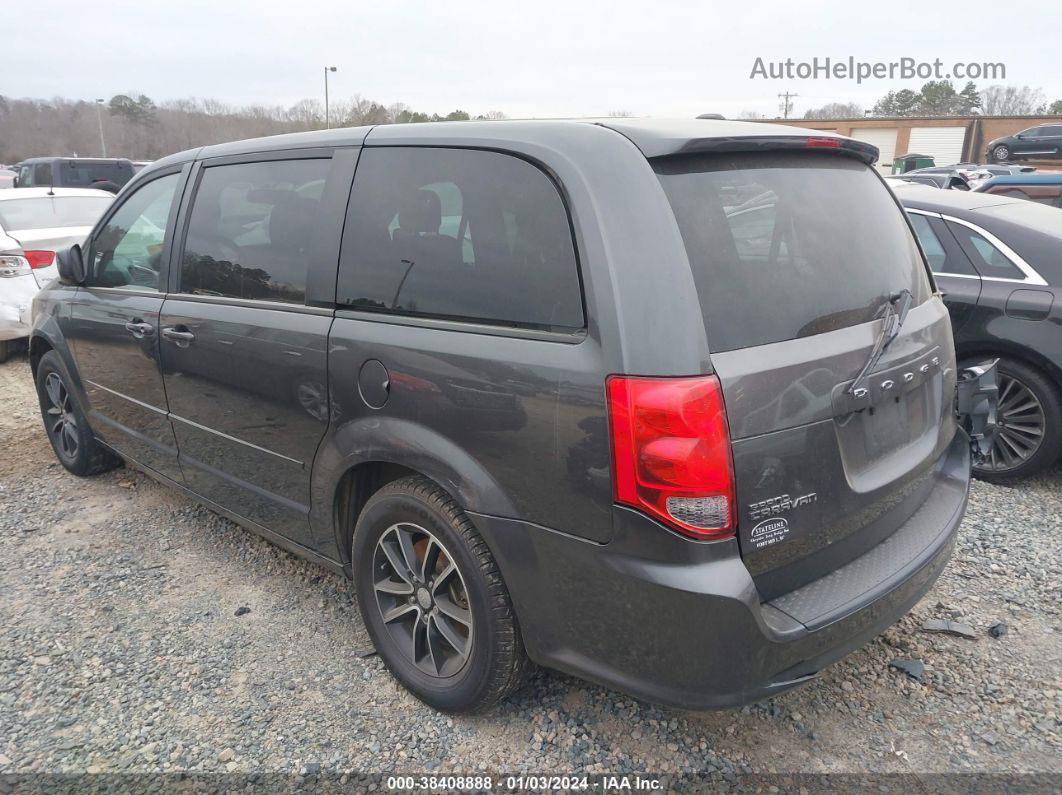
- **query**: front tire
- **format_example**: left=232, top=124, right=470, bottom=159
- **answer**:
left=352, top=476, right=529, bottom=713
left=991, top=144, right=1012, bottom=163
left=970, top=357, right=1062, bottom=481
left=35, top=351, right=121, bottom=476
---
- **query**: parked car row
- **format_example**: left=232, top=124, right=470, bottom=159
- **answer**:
left=888, top=162, right=1062, bottom=207
left=9, top=157, right=137, bottom=194
left=0, top=187, right=114, bottom=360
left=973, top=173, right=1062, bottom=208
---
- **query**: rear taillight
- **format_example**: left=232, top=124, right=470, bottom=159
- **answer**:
left=24, top=250, right=55, bottom=269
left=0, top=254, right=31, bottom=278
left=607, top=375, right=736, bottom=541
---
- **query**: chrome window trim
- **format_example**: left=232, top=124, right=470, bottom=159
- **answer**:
left=168, top=292, right=334, bottom=316
left=904, top=207, right=1048, bottom=286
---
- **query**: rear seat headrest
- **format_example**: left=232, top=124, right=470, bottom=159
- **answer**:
left=396, top=189, right=442, bottom=236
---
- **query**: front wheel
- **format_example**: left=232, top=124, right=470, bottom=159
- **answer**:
left=971, top=357, right=1062, bottom=481
left=991, top=144, right=1012, bottom=163
left=35, top=351, right=121, bottom=476
left=352, top=476, right=529, bottom=712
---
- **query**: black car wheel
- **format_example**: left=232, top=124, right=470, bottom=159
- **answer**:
left=35, top=351, right=121, bottom=476
left=991, top=144, right=1012, bottom=163
left=972, top=358, right=1062, bottom=481
left=352, top=476, right=529, bottom=713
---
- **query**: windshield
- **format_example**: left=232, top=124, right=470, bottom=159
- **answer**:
left=0, top=196, right=113, bottom=231
left=654, top=151, right=931, bottom=352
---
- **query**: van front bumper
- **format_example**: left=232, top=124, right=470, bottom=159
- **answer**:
left=470, top=431, right=969, bottom=709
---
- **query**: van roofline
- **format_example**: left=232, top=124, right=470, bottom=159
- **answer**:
left=169, top=118, right=877, bottom=167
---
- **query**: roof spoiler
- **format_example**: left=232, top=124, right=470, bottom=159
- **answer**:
left=673, top=135, right=879, bottom=166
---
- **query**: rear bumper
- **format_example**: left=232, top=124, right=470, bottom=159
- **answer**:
left=0, top=273, right=38, bottom=341
left=471, top=430, right=969, bottom=710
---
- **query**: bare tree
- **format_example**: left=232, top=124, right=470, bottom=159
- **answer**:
left=803, top=102, right=863, bottom=119
left=0, top=93, right=517, bottom=163
left=981, top=85, right=1046, bottom=116
left=608, top=110, right=634, bottom=117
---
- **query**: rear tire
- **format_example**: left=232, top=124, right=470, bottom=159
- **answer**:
left=35, top=351, right=122, bottom=476
left=352, top=476, right=529, bottom=713
left=968, top=357, right=1062, bottom=482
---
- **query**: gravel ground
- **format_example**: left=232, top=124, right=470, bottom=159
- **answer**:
left=0, top=353, right=1059, bottom=789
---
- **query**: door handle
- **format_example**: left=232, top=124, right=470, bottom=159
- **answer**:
left=124, top=320, right=154, bottom=338
left=161, top=327, right=195, bottom=347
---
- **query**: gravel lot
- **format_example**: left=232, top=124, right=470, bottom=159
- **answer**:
left=0, top=353, right=1059, bottom=788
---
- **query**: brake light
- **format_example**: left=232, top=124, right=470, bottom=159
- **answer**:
left=24, top=250, right=55, bottom=269
left=607, top=375, right=736, bottom=541
left=807, top=136, right=841, bottom=148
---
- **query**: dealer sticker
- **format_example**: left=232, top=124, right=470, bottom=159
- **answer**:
left=750, top=517, right=790, bottom=548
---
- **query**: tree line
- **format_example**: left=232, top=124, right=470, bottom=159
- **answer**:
left=738, top=82, right=1062, bottom=120
left=0, top=93, right=508, bottom=165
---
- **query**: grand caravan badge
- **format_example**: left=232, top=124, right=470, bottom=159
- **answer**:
left=750, top=517, right=789, bottom=548
left=748, top=491, right=818, bottom=520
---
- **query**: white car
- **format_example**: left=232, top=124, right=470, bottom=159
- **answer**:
left=0, top=187, right=113, bottom=360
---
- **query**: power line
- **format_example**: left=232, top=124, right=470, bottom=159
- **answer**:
left=778, top=91, right=798, bottom=119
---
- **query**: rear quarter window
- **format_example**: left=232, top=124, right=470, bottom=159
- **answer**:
left=654, top=151, right=931, bottom=352
left=338, top=147, right=584, bottom=331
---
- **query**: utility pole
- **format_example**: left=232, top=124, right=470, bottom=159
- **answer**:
left=778, top=91, right=798, bottom=119
left=324, top=66, right=337, bottom=129
left=95, top=98, right=107, bottom=157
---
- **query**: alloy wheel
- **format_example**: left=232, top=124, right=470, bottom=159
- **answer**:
left=980, top=372, right=1045, bottom=473
left=44, top=372, right=79, bottom=459
left=371, top=522, right=473, bottom=678
left=993, top=145, right=1010, bottom=162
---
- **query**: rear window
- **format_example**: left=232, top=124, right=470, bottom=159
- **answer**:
left=0, top=196, right=113, bottom=231
left=59, top=161, right=133, bottom=188
left=180, top=158, right=333, bottom=305
left=654, top=152, right=931, bottom=352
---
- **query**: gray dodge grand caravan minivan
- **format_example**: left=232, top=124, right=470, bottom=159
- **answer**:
left=31, top=119, right=981, bottom=713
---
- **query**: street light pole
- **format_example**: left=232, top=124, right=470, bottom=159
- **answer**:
left=95, top=98, right=107, bottom=157
left=324, top=66, right=337, bottom=129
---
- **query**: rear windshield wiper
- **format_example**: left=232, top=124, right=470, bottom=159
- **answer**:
left=847, top=289, right=913, bottom=396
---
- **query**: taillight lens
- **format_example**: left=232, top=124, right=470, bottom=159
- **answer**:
left=24, top=250, right=56, bottom=269
left=607, top=375, right=736, bottom=541
left=806, top=136, right=841, bottom=148
left=0, top=254, right=31, bottom=278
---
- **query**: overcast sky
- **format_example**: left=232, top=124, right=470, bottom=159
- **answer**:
left=3, top=0, right=1060, bottom=119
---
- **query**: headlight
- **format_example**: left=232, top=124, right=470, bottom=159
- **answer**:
left=0, top=254, right=31, bottom=278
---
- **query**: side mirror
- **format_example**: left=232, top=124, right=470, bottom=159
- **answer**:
left=56, top=244, right=86, bottom=286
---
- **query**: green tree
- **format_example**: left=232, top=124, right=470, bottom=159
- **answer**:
left=108, top=94, right=157, bottom=124
left=393, top=109, right=431, bottom=124
left=873, top=88, right=921, bottom=117
left=916, top=80, right=961, bottom=115
left=1048, top=99, right=1062, bottom=114
left=444, top=110, right=470, bottom=121
left=956, top=81, right=982, bottom=114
